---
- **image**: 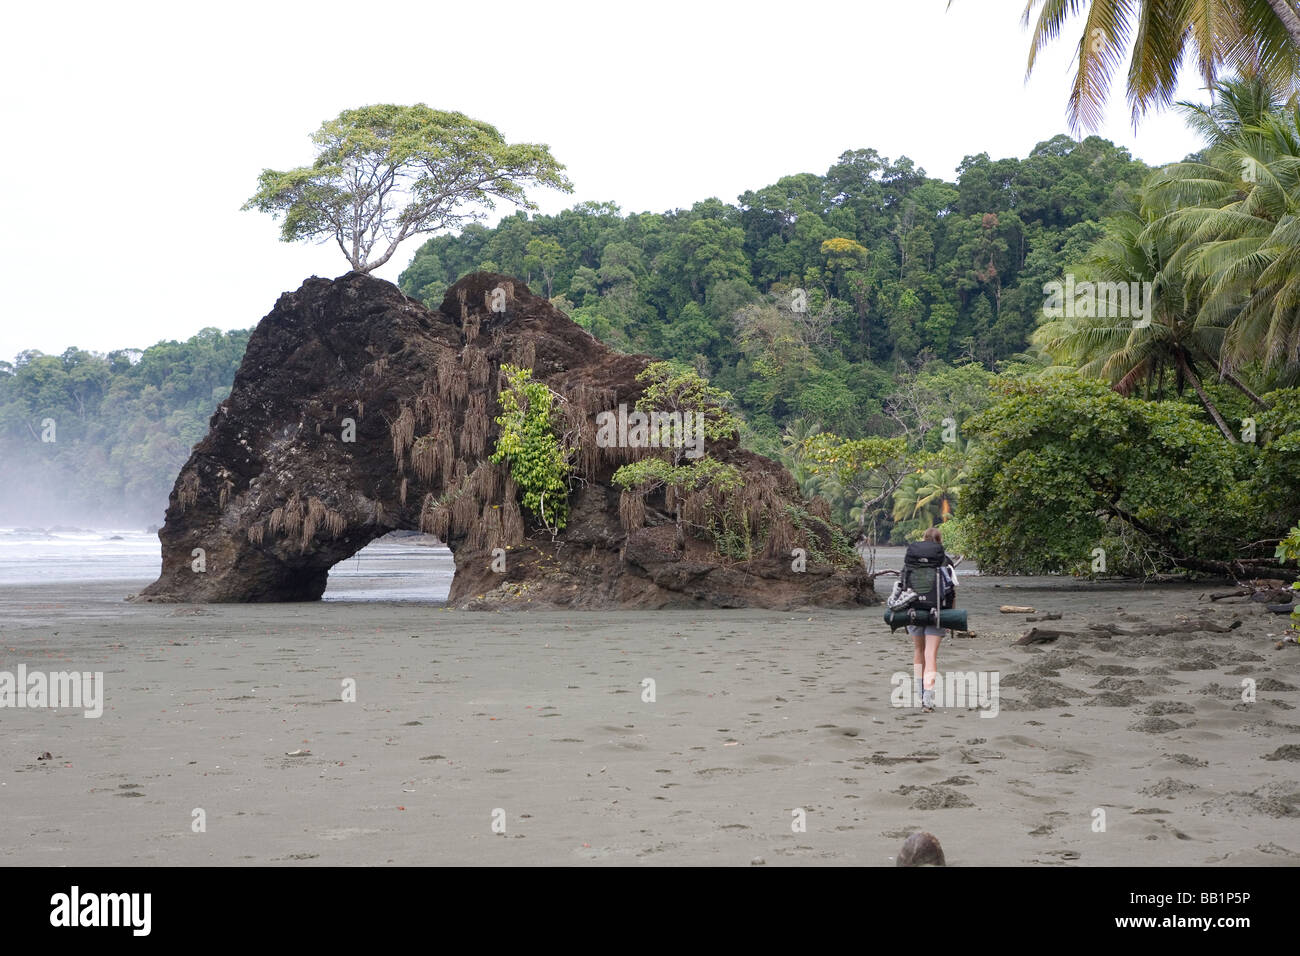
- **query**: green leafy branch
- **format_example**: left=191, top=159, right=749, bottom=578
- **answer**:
left=611, top=456, right=742, bottom=498
left=490, top=364, right=573, bottom=533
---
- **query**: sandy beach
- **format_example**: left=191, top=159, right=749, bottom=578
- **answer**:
left=0, top=558, right=1297, bottom=866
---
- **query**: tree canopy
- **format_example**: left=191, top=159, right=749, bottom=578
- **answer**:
left=244, top=104, right=573, bottom=273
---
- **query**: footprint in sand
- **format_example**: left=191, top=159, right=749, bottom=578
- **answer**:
left=896, top=785, right=974, bottom=810
left=1258, top=677, right=1298, bottom=692
left=749, top=754, right=797, bottom=766
left=1092, top=677, right=1161, bottom=694
left=1140, top=777, right=1197, bottom=797
left=1144, top=701, right=1195, bottom=716
left=1129, top=716, right=1184, bottom=733
left=1090, top=664, right=1141, bottom=676
left=958, top=747, right=1005, bottom=764
left=1085, top=691, right=1141, bottom=707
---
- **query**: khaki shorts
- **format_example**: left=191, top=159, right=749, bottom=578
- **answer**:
left=906, top=625, right=942, bottom=637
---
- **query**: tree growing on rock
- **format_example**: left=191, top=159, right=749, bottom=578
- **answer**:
left=243, top=104, right=573, bottom=274
left=607, top=362, right=856, bottom=568
left=611, top=362, right=744, bottom=553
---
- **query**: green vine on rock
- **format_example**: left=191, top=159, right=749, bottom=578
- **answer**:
left=490, top=364, right=572, bottom=532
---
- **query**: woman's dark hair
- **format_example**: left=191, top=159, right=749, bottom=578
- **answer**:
left=923, top=526, right=942, bottom=544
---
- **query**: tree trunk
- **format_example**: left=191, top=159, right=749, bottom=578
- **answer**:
left=1014, top=627, right=1075, bottom=645
left=1217, top=366, right=1271, bottom=410
left=1104, top=501, right=1297, bottom=579
left=1147, top=552, right=1294, bottom=579
left=1265, top=0, right=1300, bottom=47
left=1112, top=527, right=1295, bottom=579
left=1177, top=352, right=1237, bottom=442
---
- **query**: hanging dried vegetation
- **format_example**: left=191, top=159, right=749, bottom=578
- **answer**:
left=419, top=492, right=451, bottom=540
left=619, top=489, right=647, bottom=533
left=178, top=470, right=200, bottom=511
left=390, top=405, right=416, bottom=469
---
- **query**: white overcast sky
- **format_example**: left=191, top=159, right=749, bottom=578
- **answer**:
left=0, top=0, right=1207, bottom=362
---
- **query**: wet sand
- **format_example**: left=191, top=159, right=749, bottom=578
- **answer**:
left=0, top=568, right=1296, bottom=866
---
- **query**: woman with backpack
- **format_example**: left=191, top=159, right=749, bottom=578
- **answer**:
left=903, top=527, right=956, bottom=713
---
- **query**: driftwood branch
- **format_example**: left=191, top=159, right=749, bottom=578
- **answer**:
left=1087, top=617, right=1242, bottom=637
left=1014, top=627, right=1074, bottom=645
left=1103, top=501, right=1297, bottom=579
left=1014, top=614, right=1243, bottom=646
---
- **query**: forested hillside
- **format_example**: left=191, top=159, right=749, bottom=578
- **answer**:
left=0, top=330, right=250, bottom=525
left=399, top=136, right=1152, bottom=447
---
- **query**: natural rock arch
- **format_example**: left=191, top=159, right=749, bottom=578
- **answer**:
left=133, top=271, right=875, bottom=608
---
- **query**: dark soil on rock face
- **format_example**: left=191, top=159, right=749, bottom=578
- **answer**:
left=133, top=271, right=874, bottom=609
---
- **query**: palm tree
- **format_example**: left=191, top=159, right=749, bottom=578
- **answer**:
left=1178, top=71, right=1289, bottom=145
left=1003, top=0, right=1300, bottom=131
left=890, top=468, right=962, bottom=525
left=780, top=417, right=823, bottom=452
left=915, top=466, right=964, bottom=522
left=1147, top=80, right=1300, bottom=377
left=891, top=472, right=935, bottom=528
left=1267, top=0, right=1300, bottom=45
left=778, top=417, right=836, bottom=508
left=1033, top=202, right=1243, bottom=440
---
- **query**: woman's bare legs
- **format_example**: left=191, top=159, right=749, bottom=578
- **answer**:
left=924, top=632, right=942, bottom=693
left=911, top=634, right=926, bottom=705
left=912, top=631, right=941, bottom=710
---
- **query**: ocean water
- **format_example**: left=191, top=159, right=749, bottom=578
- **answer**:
left=0, top=528, right=161, bottom=584
left=0, top=532, right=971, bottom=604
left=0, top=528, right=455, bottom=602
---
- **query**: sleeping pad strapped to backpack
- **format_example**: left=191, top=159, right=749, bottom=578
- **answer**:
left=883, top=539, right=967, bottom=632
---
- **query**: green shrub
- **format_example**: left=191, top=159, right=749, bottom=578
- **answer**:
left=490, top=364, right=572, bottom=532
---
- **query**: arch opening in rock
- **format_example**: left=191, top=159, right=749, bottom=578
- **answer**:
left=319, top=531, right=454, bottom=603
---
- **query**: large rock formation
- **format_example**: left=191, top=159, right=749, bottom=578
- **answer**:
left=132, top=271, right=875, bottom=608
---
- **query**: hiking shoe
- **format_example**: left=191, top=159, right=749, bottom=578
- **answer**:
left=888, top=587, right=919, bottom=610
